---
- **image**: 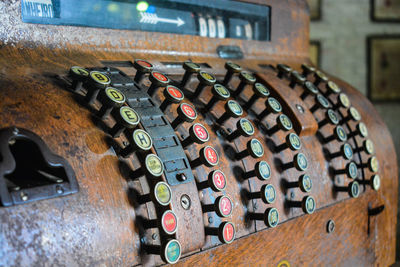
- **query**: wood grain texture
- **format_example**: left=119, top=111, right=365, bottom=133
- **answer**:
left=257, top=72, right=319, bottom=137
left=176, top=192, right=380, bottom=267
left=0, top=0, right=397, bottom=266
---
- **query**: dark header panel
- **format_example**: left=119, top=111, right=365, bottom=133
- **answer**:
left=21, top=0, right=271, bottom=41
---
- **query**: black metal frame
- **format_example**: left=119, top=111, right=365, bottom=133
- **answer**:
left=367, top=35, right=400, bottom=102
left=0, top=127, right=79, bottom=206
left=370, top=0, right=400, bottom=22
left=309, top=0, right=322, bottom=21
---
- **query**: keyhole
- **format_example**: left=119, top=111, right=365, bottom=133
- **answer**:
left=180, top=194, right=191, bottom=210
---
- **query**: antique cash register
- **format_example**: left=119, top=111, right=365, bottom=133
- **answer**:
left=0, top=0, right=397, bottom=266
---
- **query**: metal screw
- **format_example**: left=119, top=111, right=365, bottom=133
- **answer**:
left=56, top=186, right=64, bottom=194
left=20, top=192, right=28, bottom=201
left=208, top=217, right=213, bottom=224
left=327, top=220, right=335, bottom=233
left=290, top=191, right=295, bottom=199
left=180, top=194, right=191, bottom=210
left=177, top=173, right=187, bottom=182
left=152, top=233, right=158, bottom=240
left=296, top=104, right=305, bottom=114
left=253, top=202, right=258, bottom=210
left=12, top=127, right=19, bottom=135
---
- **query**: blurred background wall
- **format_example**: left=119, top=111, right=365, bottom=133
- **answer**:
left=307, top=0, right=400, bottom=260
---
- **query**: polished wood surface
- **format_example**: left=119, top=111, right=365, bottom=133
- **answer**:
left=0, top=0, right=397, bottom=266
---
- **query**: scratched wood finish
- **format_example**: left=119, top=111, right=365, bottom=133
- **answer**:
left=0, top=48, right=397, bottom=266
left=0, top=0, right=397, bottom=266
left=176, top=192, right=382, bottom=267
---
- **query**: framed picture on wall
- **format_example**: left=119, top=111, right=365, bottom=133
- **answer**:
left=307, top=0, right=322, bottom=21
left=368, top=36, right=400, bottom=101
left=372, top=0, right=400, bottom=22
left=310, top=41, right=321, bottom=67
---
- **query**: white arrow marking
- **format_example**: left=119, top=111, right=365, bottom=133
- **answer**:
left=140, top=12, right=185, bottom=27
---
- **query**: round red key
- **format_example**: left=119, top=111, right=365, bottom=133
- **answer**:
left=167, top=85, right=184, bottom=100
left=181, top=103, right=197, bottom=120
left=193, top=123, right=209, bottom=143
left=153, top=71, right=169, bottom=82
left=211, top=170, right=226, bottom=191
left=160, top=85, right=184, bottom=112
left=216, top=195, right=233, bottom=217
left=220, top=221, right=236, bottom=244
left=172, top=103, right=197, bottom=129
left=161, top=210, right=178, bottom=235
left=204, top=146, right=219, bottom=166
left=136, top=59, right=153, bottom=68
left=133, top=59, right=153, bottom=83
